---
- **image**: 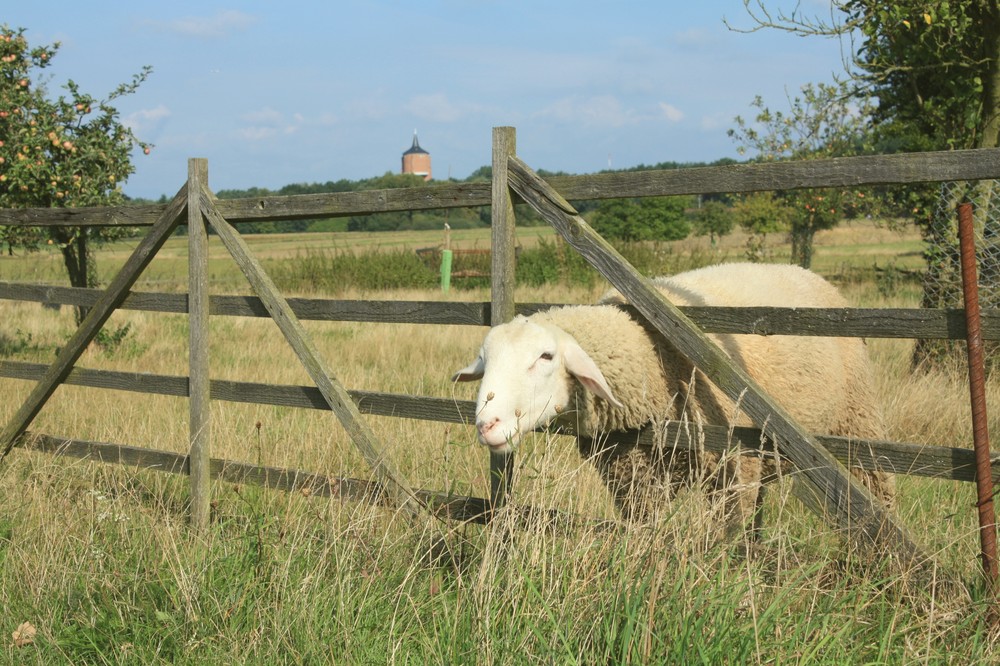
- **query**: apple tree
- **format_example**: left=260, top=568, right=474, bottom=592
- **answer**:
left=0, top=25, right=151, bottom=323
left=731, top=191, right=791, bottom=262
left=728, top=82, right=876, bottom=268
left=691, top=200, right=735, bottom=247
left=731, top=0, right=1000, bottom=364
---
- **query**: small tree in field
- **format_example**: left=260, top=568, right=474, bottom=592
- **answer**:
left=692, top=200, right=735, bottom=246
left=589, top=197, right=692, bottom=242
left=0, top=25, right=151, bottom=323
left=728, top=82, right=875, bottom=267
left=732, top=192, right=791, bottom=262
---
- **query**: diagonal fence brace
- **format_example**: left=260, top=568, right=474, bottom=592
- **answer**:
left=0, top=186, right=189, bottom=461
left=194, top=184, right=421, bottom=516
left=505, top=155, right=945, bottom=581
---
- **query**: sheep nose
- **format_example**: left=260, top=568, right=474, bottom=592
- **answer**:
left=477, top=417, right=500, bottom=438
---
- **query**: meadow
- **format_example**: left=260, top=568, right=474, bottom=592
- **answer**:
left=1, top=220, right=998, bottom=663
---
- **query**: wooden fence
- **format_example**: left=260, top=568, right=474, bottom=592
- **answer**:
left=2, top=127, right=1000, bottom=577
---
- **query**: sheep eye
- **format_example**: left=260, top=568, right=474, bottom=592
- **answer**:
left=529, top=351, right=555, bottom=371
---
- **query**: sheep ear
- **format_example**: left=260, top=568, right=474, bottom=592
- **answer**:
left=562, top=342, right=624, bottom=408
left=452, top=356, right=485, bottom=382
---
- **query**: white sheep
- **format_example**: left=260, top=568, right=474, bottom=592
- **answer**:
left=453, top=262, right=895, bottom=526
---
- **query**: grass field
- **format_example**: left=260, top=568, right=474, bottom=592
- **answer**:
left=1, top=220, right=999, bottom=663
left=0, top=218, right=922, bottom=292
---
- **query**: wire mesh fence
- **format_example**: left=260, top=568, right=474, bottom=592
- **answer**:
left=917, top=180, right=1000, bottom=368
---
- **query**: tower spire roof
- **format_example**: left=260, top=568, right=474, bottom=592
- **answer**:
left=404, top=130, right=428, bottom=155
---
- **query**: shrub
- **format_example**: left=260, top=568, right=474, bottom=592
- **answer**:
left=270, top=248, right=438, bottom=294
left=268, top=238, right=722, bottom=294
left=516, top=237, right=599, bottom=288
left=589, top=197, right=693, bottom=242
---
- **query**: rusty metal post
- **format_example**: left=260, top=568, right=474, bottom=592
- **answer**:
left=958, top=201, right=999, bottom=588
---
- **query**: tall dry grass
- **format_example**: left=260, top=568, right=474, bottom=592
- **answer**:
left=1, top=241, right=999, bottom=660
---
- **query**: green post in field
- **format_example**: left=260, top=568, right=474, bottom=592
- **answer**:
left=440, top=249, right=452, bottom=293
left=440, top=222, right=453, bottom=293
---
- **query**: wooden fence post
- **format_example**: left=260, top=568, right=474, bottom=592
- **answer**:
left=489, top=127, right=517, bottom=512
left=187, top=159, right=212, bottom=530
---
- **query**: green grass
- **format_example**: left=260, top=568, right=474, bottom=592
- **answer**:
left=0, top=218, right=925, bottom=294
left=3, top=460, right=994, bottom=664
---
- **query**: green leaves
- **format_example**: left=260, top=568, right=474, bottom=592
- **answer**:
left=0, top=24, right=151, bottom=240
left=728, top=81, right=878, bottom=266
left=589, top=197, right=692, bottom=242
left=0, top=24, right=152, bottom=322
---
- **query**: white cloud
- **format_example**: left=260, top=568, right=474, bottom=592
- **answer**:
left=345, top=96, right=389, bottom=122
left=536, top=95, right=642, bottom=128
left=700, top=113, right=726, bottom=131
left=242, top=107, right=284, bottom=125
left=124, top=104, right=171, bottom=134
left=404, top=93, right=475, bottom=123
left=659, top=103, right=684, bottom=122
left=671, top=28, right=715, bottom=49
left=143, top=10, right=257, bottom=39
left=316, top=112, right=339, bottom=126
left=237, top=126, right=279, bottom=141
left=237, top=106, right=303, bottom=141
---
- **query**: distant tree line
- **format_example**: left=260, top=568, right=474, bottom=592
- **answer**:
left=139, top=159, right=745, bottom=243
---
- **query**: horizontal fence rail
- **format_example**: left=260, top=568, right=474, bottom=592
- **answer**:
left=13, top=432, right=493, bottom=524
left=2, top=358, right=996, bottom=487
left=0, top=360, right=475, bottom=424
left=12, top=431, right=614, bottom=531
left=1, top=148, right=999, bottom=228
left=2, top=282, right=997, bottom=340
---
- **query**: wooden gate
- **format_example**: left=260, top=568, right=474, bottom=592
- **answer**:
left=2, top=128, right=1000, bottom=586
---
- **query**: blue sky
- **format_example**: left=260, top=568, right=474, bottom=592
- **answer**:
left=4, top=1, right=848, bottom=200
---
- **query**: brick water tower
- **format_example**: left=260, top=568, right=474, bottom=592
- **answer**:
left=401, top=131, right=431, bottom=180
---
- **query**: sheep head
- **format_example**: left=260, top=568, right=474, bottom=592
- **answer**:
left=452, top=315, right=623, bottom=452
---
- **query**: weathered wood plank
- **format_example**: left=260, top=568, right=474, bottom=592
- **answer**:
left=490, top=127, right=518, bottom=510
left=199, top=188, right=420, bottom=514
left=187, top=159, right=212, bottom=529
left=7, top=281, right=999, bottom=339
left=593, top=426, right=1000, bottom=485
left=0, top=360, right=477, bottom=423
left=545, top=147, right=1000, bottom=199
left=0, top=182, right=492, bottom=227
left=14, top=432, right=491, bottom=523
left=0, top=283, right=493, bottom=325
left=4, top=353, right=992, bottom=486
left=0, top=203, right=168, bottom=228
left=672, top=305, right=981, bottom=339
left=14, top=421, right=999, bottom=529
left=492, top=127, right=518, bottom=326
left=13, top=432, right=617, bottom=527
left=507, top=154, right=937, bottom=575
left=2, top=148, right=998, bottom=228
left=0, top=186, right=188, bottom=461
left=1, top=361, right=189, bottom=396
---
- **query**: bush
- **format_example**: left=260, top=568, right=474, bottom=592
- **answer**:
left=268, top=238, right=722, bottom=294
left=516, top=237, right=600, bottom=288
left=590, top=197, right=693, bottom=242
left=270, top=248, right=438, bottom=293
